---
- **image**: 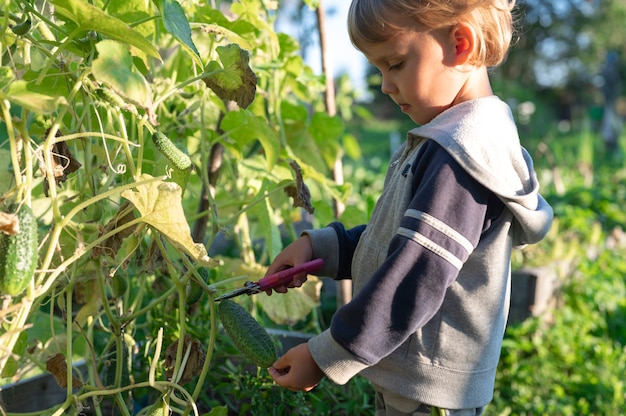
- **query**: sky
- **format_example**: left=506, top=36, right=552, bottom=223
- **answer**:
left=276, top=1, right=368, bottom=94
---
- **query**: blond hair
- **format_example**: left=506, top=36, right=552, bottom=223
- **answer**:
left=348, top=0, right=517, bottom=67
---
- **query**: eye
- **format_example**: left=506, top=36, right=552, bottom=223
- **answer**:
left=389, top=62, right=404, bottom=71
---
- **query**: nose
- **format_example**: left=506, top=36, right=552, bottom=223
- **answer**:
left=380, top=75, right=397, bottom=95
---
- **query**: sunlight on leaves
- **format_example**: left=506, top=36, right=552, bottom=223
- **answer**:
left=2, top=80, right=68, bottom=114
left=92, top=40, right=153, bottom=110
left=121, top=175, right=217, bottom=266
left=0, top=67, right=13, bottom=89
left=220, top=109, right=280, bottom=171
left=161, top=0, right=203, bottom=67
left=50, top=0, right=160, bottom=59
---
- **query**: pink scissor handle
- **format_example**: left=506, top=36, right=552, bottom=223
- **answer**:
left=256, top=258, right=324, bottom=291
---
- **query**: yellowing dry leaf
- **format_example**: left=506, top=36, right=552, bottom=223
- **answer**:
left=121, top=175, right=217, bottom=267
left=164, top=335, right=205, bottom=384
left=257, top=275, right=322, bottom=325
left=46, top=353, right=83, bottom=389
left=0, top=212, right=18, bottom=235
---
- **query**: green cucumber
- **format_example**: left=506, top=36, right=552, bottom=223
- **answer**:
left=152, top=131, right=192, bottom=191
left=0, top=205, right=38, bottom=297
left=218, top=299, right=277, bottom=368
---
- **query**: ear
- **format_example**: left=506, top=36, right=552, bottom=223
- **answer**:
left=450, top=23, right=476, bottom=66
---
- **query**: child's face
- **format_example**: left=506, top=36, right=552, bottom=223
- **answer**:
left=362, top=28, right=476, bottom=125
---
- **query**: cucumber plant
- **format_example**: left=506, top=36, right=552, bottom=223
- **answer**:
left=0, top=0, right=360, bottom=414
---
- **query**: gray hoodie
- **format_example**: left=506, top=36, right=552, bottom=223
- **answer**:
left=305, top=96, right=553, bottom=409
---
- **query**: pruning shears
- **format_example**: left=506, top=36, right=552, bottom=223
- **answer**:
left=214, top=258, right=325, bottom=302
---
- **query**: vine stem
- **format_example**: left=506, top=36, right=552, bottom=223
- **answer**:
left=0, top=175, right=163, bottom=374
left=153, top=236, right=190, bottom=393
left=44, top=380, right=200, bottom=416
left=36, top=174, right=166, bottom=289
left=186, top=295, right=218, bottom=415
left=152, top=70, right=219, bottom=109
left=0, top=99, right=23, bottom=193
left=64, top=276, right=75, bottom=403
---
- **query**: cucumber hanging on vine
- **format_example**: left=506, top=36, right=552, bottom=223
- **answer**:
left=0, top=204, right=38, bottom=297
left=218, top=299, right=277, bottom=368
left=152, top=131, right=192, bottom=192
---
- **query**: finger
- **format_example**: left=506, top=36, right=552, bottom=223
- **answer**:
left=265, top=262, right=293, bottom=277
left=268, top=365, right=292, bottom=386
left=273, top=286, right=288, bottom=294
left=292, top=274, right=308, bottom=287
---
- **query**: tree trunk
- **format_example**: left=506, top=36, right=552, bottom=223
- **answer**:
left=316, top=2, right=352, bottom=307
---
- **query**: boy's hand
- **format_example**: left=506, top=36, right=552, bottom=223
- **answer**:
left=268, top=343, right=324, bottom=391
left=264, top=235, right=314, bottom=294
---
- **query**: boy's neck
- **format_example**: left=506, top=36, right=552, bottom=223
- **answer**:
left=452, top=67, right=493, bottom=107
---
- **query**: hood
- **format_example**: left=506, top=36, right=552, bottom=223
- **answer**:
left=408, top=96, right=553, bottom=246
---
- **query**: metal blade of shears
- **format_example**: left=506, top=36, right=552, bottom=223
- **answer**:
left=213, top=284, right=255, bottom=301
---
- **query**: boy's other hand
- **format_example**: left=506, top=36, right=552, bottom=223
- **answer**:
left=268, top=343, right=324, bottom=392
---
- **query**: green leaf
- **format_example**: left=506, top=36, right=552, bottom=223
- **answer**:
left=249, top=183, right=283, bottom=260
left=303, top=0, right=320, bottom=8
left=92, top=40, right=152, bottom=109
left=203, top=44, right=257, bottom=109
left=2, top=80, right=68, bottom=114
left=309, top=112, right=344, bottom=143
left=196, top=7, right=256, bottom=50
left=342, top=133, right=362, bottom=160
left=106, top=0, right=155, bottom=38
left=204, top=406, right=228, bottom=416
left=0, top=149, right=13, bottom=194
left=220, top=109, right=280, bottom=171
left=309, top=112, right=344, bottom=168
left=0, top=67, right=14, bottom=89
left=161, top=0, right=202, bottom=67
left=280, top=101, right=308, bottom=122
left=50, top=0, right=160, bottom=60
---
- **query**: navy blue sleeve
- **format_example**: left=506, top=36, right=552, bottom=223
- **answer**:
left=328, top=141, right=502, bottom=364
left=327, top=222, right=366, bottom=279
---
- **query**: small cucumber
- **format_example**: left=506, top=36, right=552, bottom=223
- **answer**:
left=218, top=299, right=277, bottom=368
left=152, top=131, right=192, bottom=170
left=0, top=205, right=38, bottom=297
left=152, top=131, right=192, bottom=191
left=96, top=87, right=139, bottom=115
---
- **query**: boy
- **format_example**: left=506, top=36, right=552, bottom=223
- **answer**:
left=267, top=0, right=553, bottom=414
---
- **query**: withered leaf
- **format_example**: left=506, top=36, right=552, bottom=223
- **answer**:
left=0, top=211, right=18, bottom=235
left=46, top=353, right=83, bottom=389
left=91, top=201, right=137, bottom=259
left=164, top=335, right=205, bottom=385
left=41, top=129, right=82, bottom=197
left=202, top=44, right=257, bottom=109
left=284, top=160, right=314, bottom=214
